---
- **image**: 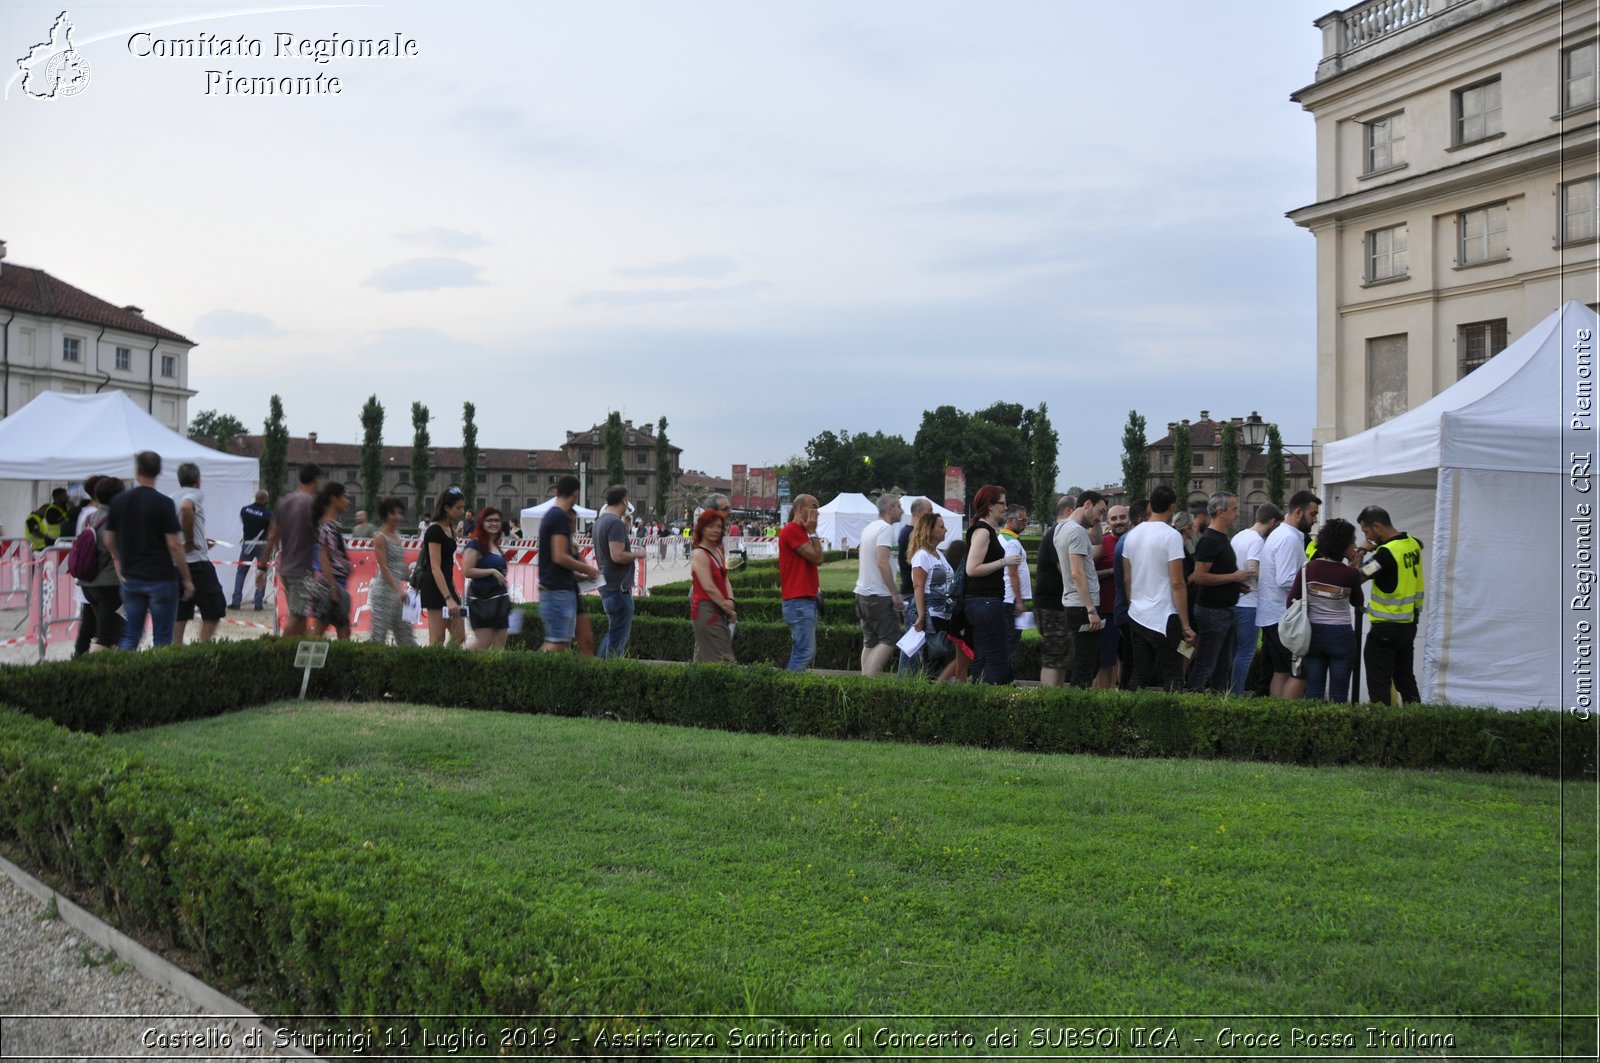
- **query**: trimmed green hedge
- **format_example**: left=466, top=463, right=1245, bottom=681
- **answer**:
left=0, top=641, right=1590, bottom=777
left=0, top=707, right=681, bottom=1049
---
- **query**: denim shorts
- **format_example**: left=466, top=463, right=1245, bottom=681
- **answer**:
left=539, top=587, right=577, bottom=643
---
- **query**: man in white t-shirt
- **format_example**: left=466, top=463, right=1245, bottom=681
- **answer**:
left=1256, top=490, right=1321, bottom=699
left=999, top=505, right=1031, bottom=670
left=1120, top=484, right=1195, bottom=691
left=1227, top=502, right=1282, bottom=695
left=853, top=493, right=904, bottom=676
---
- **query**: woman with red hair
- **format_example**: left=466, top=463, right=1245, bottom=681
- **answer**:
left=963, top=483, right=1023, bottom=684
left=461, top=506, right=511, bottom=651
left=690, top=508, right=737, bottom=662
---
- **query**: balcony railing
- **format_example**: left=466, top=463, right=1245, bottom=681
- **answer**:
left=1314, top=0, right=1491, bottom=79
left=1342, top=0, right=1435, bottom=48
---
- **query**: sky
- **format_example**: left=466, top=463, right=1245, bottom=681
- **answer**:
left=3, top=0, right=1332, bottom=490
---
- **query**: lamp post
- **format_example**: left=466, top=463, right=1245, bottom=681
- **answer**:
left=1241, top=411, right=1269, bottom=449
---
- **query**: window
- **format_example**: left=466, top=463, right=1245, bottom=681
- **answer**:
left=114, top=346, right=130, bottom=371
left=637, top=452, right=648, bottom=466
left=424, top=496, right=435, bottom=513
left=501, top=473, right=514, bottom=485
left=1364, top=112, right=1405, bottom=172
left=1367, top=334, right=1409, bottom=427
left=1253, top=479, right=1264, bottom=489
left=1563, top=177, right=1598, bottom=245
left=1458, top=203, right=1508, bottom=265
left=548, top=474, right=558, bottom=484
left=160, top=354, right=176, bottom=378
left=62, top=337, right=80, bottom=363
left=1459, top=319, right=1508, bottom=377
left=1453, top=78, right=1501, bottom=145
left=1192, top=453, right=1205, bottom=468
left=1565, top=40, right=1597, bottom=112
left=1366, top=224, right=1409, bottom=281
left=635, top=475, right=647, bottom=486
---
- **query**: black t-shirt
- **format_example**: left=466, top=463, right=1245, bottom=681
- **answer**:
left=897, top=524, right=914, bottom=595
left=964, top=520, right=1005, bottom=598
left=106, top=485, right=180, bottom=582
left=1193, top=527, right=1241, bottom=608
left=538, top=506, right=577, bottom=591
left=424, top=523, right=457, bottom=596
left=1035, top=521, right=1065, bottom=612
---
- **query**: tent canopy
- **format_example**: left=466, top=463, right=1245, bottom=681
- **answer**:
left=816, top=491, right=878, bottom=548
left=0, top=391, right=259, bottom=551
left=521, top=498, right=597, bottom=526
left=892, top=495, right=964, bottom=548
left=1322, top=301, right=1598, bottom=711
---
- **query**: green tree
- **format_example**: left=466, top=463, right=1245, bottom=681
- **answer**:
left=1266, top=423, right=1286, bottom=509
left=187, top=410, right=247, bottom=452
left=461, top=402, right=480, bottom=509
left=1120, top=410, right=1149, bottom=501
left=410, top=402, right=432, bottom=517
left=359, top=396, right=385, bottom=513
left=1220, top=420, right=1241, bottom=498
left=654, top=416, right=673, bottom=518
left=1028, top=402, right=1060, bottom=516
left=260, top=396, right=288, bottom=505
left=1171, top=421, right=1193, bottom=503
left=604, top=411, right=625, bottom=488
left=911, top=404, right=1029, bottom=509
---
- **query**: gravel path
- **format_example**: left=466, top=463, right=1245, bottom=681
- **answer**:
left=0, top=867, right=304, bottom=1062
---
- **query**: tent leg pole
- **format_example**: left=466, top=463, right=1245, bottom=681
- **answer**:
left=1352, top=610, right=1363, bottom=703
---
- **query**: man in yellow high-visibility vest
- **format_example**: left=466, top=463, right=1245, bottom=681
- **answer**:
left=1358, top=505, right=1424, bottom=704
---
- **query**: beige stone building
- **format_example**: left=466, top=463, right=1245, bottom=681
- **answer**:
left=1288, top=0, right=1598, bottom=485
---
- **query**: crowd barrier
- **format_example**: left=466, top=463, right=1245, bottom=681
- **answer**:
left=0, top=535, right=651, bottom=658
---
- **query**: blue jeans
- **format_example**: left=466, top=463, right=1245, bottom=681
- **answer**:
left=1186, top=604, right=1236, bottom=693
left=896, top=597, right=921, bottom=677
left=783, top=597, right=818, bottom=671
left=1230, top=605, right=1258, bottom=695
left=230, top=546, right=264, bottom=608
left=538, top=588, right=577, bottom=643
left=598, top=586, right=634, bottom=658
left=964, top=596, right=1012, bottom=685
left=119, top=577, right=179, bottom=650
left=1304, top=622, right=1358, bottom=702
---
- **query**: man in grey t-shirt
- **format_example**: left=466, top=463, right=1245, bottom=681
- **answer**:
left=594, top=484, right=645, bottom=659
left=1057, top=490, right=1108, bottom=688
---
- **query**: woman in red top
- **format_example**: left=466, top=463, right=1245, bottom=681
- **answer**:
left=690, top=509, right=737, bottom=663
left=1286, top=517, right=1369, bottom=702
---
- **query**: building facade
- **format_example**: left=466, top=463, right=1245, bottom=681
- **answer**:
left=1288, top=0, right=1598, bottom=484
left=236, top=419, right=684, bottom=521
left=0, top=242, right=197, bottom=430
left=1099, top=411, right=1315, bottom=512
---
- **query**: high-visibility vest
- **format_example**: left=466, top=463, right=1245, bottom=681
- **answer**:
left=1367, top=533, right=1423, bottom=623
left=24, top=504, right=66, bottom=550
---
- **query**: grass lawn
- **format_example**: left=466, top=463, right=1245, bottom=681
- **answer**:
left=109, top=702, right=1591, bottom=1054
left=818, top=558, right=859, bottom=593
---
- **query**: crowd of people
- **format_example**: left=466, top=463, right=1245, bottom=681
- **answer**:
left=30, top=454, right=1427, bottom=703
left=760, top=483, right=1425, bottom=705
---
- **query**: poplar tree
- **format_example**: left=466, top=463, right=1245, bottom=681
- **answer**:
left=411, top=402, right=432, bottom=517
left=359, top=396, right=384, bottom=512
left=461, top=402, right=479, bottom=509
left=1220, top=420, right=1241, bottom=498
left=654, top=416, right=673, bottom=518
left=261, top=395, right=289, bottom=505
left=605, top=411, right=626, bottom=488
left=1171, top=421, right=1193, bottom=502
left=1266, top=423, right=1286, bottom=509
left=1120, top=410, right=1149, bottom=501
left=1029, top=402, right=1060, bottom=514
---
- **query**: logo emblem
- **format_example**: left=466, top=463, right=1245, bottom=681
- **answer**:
left=17, top=11, right=91, bottom=99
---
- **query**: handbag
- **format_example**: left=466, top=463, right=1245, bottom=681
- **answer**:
left=1279, top=562, right=1313, bottom=657
left=468, top=591, right=512, bottom=628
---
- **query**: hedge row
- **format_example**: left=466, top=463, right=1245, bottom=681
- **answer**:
left=0, top=640, right=1590, bottom=778
left=511, top=607, right=1047, bottom=677
left=0, top=705, right=693, bottom=1050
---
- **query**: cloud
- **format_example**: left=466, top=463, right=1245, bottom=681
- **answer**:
left=400, top=228, right=491, bottom=252
left=448, top=105, right=589, bottom=163
left=613, top=255, right=739, bottom=280
left=569, top=281, right=772, bottom=309
left=363, top=257, right=487, bottom=293
left=194, top=310, right=285, bottom=340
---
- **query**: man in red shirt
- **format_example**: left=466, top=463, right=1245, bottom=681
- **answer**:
left=779, top=494, right=825, bottom=671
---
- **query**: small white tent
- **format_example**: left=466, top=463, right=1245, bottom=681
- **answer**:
left=520, top=498, right=597, bottom=528
left=816, top=492, right=878, bottom=548
left=892, top=495, right=964, bottom=549
left=0, top=391, right=259, bottom=552
left=1322, top=301, right=1598, bottom=710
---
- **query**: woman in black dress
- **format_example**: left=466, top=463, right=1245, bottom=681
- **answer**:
left=421, top=486, right=467, bottom=646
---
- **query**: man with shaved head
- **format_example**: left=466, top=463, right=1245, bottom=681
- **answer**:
left=779, top=494, right=826, bottom=671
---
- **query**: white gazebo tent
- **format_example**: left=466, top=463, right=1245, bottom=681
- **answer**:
left=0, top=391, right=260, bottom=551
left=1322, top=301, right=1598, bottom=710
left=892, top=495, right=964, bottom=549
left=520, top=498, right=597, bottom=528
left=816, top=492, right=878, bottom=549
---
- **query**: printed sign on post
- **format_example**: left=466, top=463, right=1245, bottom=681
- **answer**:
left=293, top=639, right=329, bottom=700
